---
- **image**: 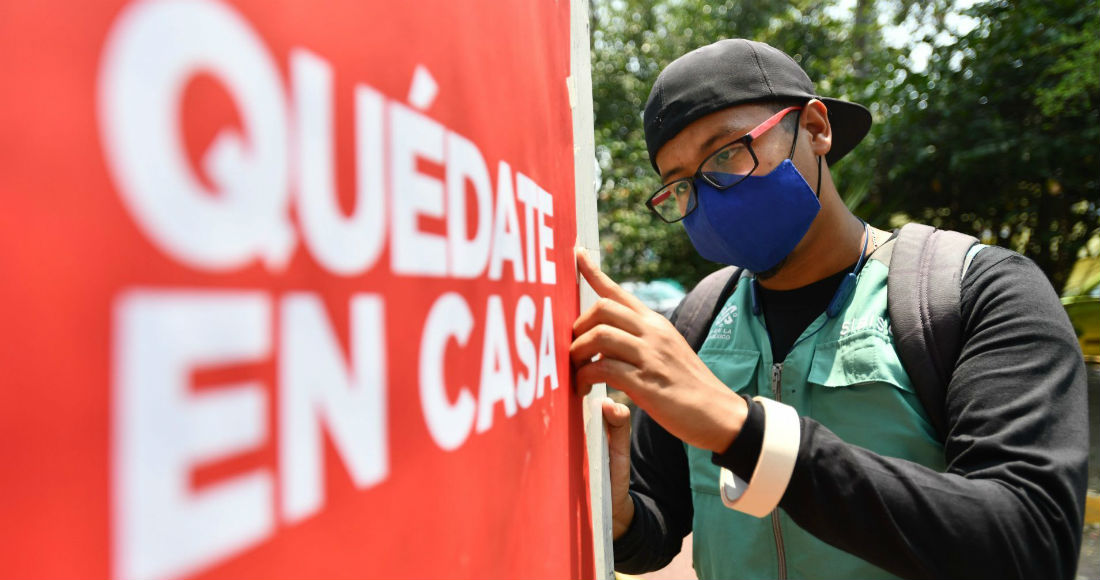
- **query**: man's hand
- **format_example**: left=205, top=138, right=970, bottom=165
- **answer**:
left=571, top=247, right=748, bottom=456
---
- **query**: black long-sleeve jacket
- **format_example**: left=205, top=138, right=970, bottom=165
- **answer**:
left=614, top=246, right=1088, bottom=579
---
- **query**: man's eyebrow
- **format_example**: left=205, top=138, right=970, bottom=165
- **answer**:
left=659, top=165, right=686, bottom=183
left=699, top=127, right=742, bottom=156
left=659, top=125, right=749, bottom=182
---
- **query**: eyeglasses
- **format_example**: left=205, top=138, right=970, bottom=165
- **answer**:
left=645, top=106, right=803, bottom=223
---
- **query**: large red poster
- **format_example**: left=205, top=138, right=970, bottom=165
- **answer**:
left=0, top=1, right=592, bottom=578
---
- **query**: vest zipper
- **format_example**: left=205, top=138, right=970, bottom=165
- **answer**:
left=771, top=363, right=783, bottom=403
left=770, top=362, right=788, bottom=579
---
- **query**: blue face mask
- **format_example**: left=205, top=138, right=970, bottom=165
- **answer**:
left=682, top=158, right=821, bottom=272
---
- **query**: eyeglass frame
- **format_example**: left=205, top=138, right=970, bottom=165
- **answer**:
left=644, top=105, right=804, bottom=223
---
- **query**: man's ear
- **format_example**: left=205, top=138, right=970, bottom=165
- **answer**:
left=801, top=99, right=833, bottom=157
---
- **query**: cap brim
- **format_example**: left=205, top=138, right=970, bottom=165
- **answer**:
left=819, top=97, right=872, bottom=166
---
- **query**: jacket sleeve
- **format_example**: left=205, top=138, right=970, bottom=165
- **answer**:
left=612, top=407, right=694, bottom=574
left=771, top=247, right=1089, bottom=579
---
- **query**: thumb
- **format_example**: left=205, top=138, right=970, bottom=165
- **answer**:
left=602, top=397, right=635, bottom=539
left=602, top=398, right=631, bottom=459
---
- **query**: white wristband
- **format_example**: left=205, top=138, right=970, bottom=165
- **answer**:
left=719, top=396, right=801, bottom=517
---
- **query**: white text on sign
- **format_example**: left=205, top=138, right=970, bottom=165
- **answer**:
left=98, top=1, right=565, bottom=579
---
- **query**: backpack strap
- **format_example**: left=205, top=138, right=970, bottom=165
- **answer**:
left=887, top=223, right=980, bottom=441
left=672, top=266, right=747, bottom=352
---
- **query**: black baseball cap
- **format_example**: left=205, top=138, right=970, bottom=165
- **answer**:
left=644, top=39, right=872, bottom=173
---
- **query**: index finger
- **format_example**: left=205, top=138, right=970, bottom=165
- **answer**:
left=575, top=247, right=648, bottom=312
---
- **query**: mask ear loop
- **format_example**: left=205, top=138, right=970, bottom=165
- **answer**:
left=785, top=108, right=823, bottom=199
left=814, top=155, right=822, bottom=199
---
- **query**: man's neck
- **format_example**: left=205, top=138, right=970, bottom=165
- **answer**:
left=757, top=209, right=866, bottom=291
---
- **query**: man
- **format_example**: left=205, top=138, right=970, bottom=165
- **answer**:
left=571, top=39, right=1087, bottom=579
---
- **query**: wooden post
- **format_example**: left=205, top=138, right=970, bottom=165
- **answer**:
left=569, top=0, right=614, bottom=578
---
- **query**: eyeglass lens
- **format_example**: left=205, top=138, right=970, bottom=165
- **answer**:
left=701, top=142, right=757, bottom=188
left=649, top=180, right=696, bottom=222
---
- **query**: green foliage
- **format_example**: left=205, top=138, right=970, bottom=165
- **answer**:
left=866, top=0, right=1100, bottom=290
left=591, top=0, right=1100, bottom=291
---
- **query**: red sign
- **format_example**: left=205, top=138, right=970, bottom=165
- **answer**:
left=0, top=1, right=592, bottom=578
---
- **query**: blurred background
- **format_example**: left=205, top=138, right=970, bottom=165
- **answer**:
left=588, top=0, right=1098, bottom=577
left=591, top=0, right=1097, bottom=292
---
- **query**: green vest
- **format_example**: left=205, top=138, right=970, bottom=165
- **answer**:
left=687, top=255, right=945, bottom=580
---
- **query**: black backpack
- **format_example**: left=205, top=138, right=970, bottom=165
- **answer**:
left=670, top=223, right=980, bottom=441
